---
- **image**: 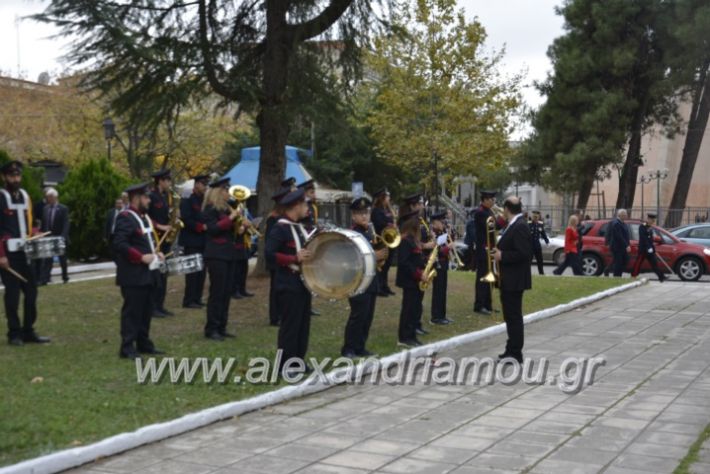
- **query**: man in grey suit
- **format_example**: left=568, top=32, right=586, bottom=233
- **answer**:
left=493, top=196, right=533, bottom=363
left=40, top=187, right=70, bottom=284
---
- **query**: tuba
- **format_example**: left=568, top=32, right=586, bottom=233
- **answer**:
left=229, top=185, right=261, bottom=238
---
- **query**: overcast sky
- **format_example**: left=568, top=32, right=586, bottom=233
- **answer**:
left=0, top=0, right=565, bottom=112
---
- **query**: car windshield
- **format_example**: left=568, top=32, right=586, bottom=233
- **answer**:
left=688, top=226, right=710, bottom=239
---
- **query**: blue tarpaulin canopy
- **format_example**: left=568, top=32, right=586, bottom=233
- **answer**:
left=223, top=146, right=313, bottom=193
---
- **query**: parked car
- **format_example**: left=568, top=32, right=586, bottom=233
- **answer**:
left=579, top=219, right=710, bottom=281
left=671, top=224, right=710, bottom=248
left=457, top=234, right=566, bottom=269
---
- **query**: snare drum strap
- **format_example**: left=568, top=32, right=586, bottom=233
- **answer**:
left=126, top=210, right=157, bottom=255
left=0, top=189, right=32, bottom=239
left=277, top=218, right=307, bottom=272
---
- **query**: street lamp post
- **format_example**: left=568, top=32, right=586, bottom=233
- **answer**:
left=638, top=175, right=651, bottom=218
left=647, top=169, right=668, bottom=223
left=102, top=117, right=116, bottom=161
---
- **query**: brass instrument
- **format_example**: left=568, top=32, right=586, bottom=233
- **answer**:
left=447, top=232, right=465, bottom=269
left=480, top=216, right=500, bottom=287
left=491, top=204, right=505, bottom=220
left=228, top=185, right=262, bottom=238
left=162, top=189, right=184, bottom=245
left=419, top=244, right=439, bottom=291
left=370, top=224, right=401, bottom=270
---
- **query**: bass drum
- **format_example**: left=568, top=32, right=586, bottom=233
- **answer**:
left=301, top=228, right=376, bottom=300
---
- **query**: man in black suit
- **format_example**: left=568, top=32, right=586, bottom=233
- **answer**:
left=147, top=169, right=173, bottom=317
left=112, top=182, right=165, bottom=359
left=493, top=196, right=532, bottom=363
left=39, top=187, right=70, bottom=284
left=609, top=209, right=631, bottom=277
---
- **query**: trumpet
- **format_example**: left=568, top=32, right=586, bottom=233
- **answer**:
left=419, top=244, right=439, bottom=291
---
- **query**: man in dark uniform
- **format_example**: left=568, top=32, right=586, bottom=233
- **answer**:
left=179, top=174, right=209, bottom=309
left=529, top=210, right=549, bottom=275
left=112, top=182, right=165, bottom=359
left=401, top=193, right=433, bottom=334
left=430, top=211, right=453, bottom=325
left=298, top=179, right=318, bottom=232
left=231, top=210, right=253, bottom=299
left=341, top=197, right=386, bottom=358
left=632, top=213, right=665, bottom=282
left=105, top=196, right=126, bottom=261
left=265, top=188, right=314, bottom=377
left=473, top=190, right=503, bottom=315
left=0, top=160, right=50, bottom=346
left=492, top=196, right=532, bottom=363
left=147, top=169, right=174, bottom=317
left=464, top=209, right=477, bottom=271
left=265, top=186, right=291, bottom=326
left=609, top=209, right=631, bottom=277
left=282, top=176, right=297, bottom=191
left=371, top=188, right=396, bottom=297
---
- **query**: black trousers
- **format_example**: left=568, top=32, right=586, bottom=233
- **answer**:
left=232, top=258, right=249, bottom=295
left=152, top=243, right=170, bottom=311
left=500, top=289, right=524, bottom=359
left=474, top=256, right=492, bottom=311
left=343, top=291, right=377, bottom=354
left=182, top=246, right=206, bottom=306
left=120, top=285, right=155, bottom=353
left=554, top=252, right=583, bottom=275
left=277, top=288, right=312, bottom=368
left=40, top=255, right=68, bottom=283
left=431, top=266, right=448, bottom=320
left=532, top=246, right=545, bottom=275
left=1, top=255, right=38, bottom=340
left=632, top=251, right=665, bottom=280
left=205, top=259, right=235, bottom=335
left=268, top=269, right=279, bottom=325
left=612, top=250, right=629, bottom=277
left=399, top=287, right=423, bottom=342
left=378, top=249, right=395, bottom=292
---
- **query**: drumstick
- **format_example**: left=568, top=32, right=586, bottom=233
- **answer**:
left=5, top=267, right=28, bottom=283
left=26, top=232, right=51, bottom=241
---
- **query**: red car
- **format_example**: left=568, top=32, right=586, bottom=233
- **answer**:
left=579, top=219, right=710, bottom=281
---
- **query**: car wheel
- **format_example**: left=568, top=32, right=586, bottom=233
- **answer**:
left=552, top=249, right=565, bottom=266
left=675, top=256, right=703, bottom=281
left=581, top=253, right=602, bottom=276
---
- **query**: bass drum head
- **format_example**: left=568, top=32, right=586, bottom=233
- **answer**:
left=301, top=229, right=376, bottom=299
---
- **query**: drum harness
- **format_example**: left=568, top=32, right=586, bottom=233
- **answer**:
left=277, top=218, right=312, bottom=273
left=125, top=209, right=163, bottom=271
left=0, top=189, right=33, bottom=253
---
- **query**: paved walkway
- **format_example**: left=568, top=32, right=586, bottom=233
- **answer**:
left=68, top=281, right=710, bottom=474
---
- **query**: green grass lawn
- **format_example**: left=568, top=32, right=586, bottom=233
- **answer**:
left=0, top=271, right=625, bottom=466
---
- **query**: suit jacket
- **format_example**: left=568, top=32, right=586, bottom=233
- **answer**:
left=395, top=235, right=425, bottom=289
left=497, top=215, right=532, bottom=292
left=609, top=218, right=630, bottom=253
left=112, top=207, right=158, bottom=287
left=203, top=205, right=237, bottom=261
left=105, top=208, right=122, bottom=242
left=41, top=203, right=70, bottom=241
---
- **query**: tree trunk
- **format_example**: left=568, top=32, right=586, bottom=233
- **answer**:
left=576, top=171, right=595, bottom=211
left=616, top=93, right=649, bottom=213
left=254, top=1, right=293, bottom=276
left=665, top=61, right=710, bottom=228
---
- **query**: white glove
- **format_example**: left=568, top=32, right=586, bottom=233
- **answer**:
left=647, top=248, right=653, bottom=254
left=436, top=234, right=448, bottom=246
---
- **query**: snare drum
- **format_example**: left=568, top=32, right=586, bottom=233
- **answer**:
left=23, top=237, right=66, bottom=260
left=300, top=228, right=376, bottom=299
left=166, top=254, right=204, bottom=275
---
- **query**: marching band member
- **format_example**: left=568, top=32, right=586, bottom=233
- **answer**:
left=341, top=197, right=385, bottom=358
left=113, top=182, right=165, bottom=359
left=231, top=209, right=253, bottom=300
left=401, top=193, right=433, bottom=335
left=297, top=179, right=321, bottom=317
left=0, top=160, right=49, bottom=346
left=371, top=188, right=396, bottom=297
left=473, top=190, right=504, bottom=315
left=631, top=213, right=665, bottom=282
left=265, top=189, right=313, bottom=376
left=396, top=210, right=428, bottom=348
left=529, top=210, right=549, bottom=275
left=430, top=211, right=453, bottom=325
left=148, top=169, right=174, bottom=317
left=202, top=177, right=239, bottom=341
left=179, top=174, right=209, bottom=309
left=265, top=186, right=291, bottom=327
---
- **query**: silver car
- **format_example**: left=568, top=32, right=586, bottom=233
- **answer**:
left=671, top=224, right=710, bottom=248
left=455, top=234, right=565, bottom=266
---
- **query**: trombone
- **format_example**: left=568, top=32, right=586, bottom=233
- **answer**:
left=480, top=216, right=500, bottom=287
left=229, top=185, right=262, bottom=238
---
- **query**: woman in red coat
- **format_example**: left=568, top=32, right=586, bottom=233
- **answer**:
left=553, top=215, right=583, bottom=276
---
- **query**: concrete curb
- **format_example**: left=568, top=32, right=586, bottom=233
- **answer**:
left=0, top=278, right=649, bottom=474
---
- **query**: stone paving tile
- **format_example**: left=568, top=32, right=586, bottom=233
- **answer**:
left=63, top=282, right=710, bottom=474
